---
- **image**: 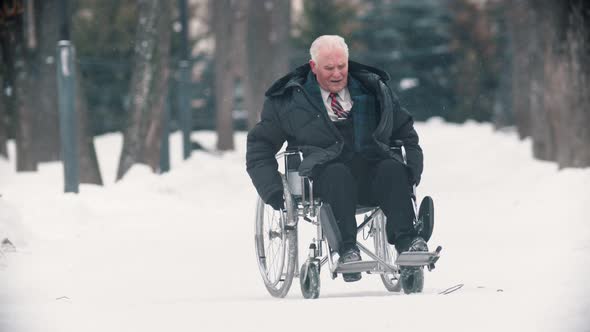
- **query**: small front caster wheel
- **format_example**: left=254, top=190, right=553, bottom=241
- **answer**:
left=300, top=262, right=320, bottom=299
left=401, top=267, right=424, bottom=294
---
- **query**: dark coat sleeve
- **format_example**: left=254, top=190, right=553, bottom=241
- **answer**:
left=246, top=97, right=287, bottom=203
left=391, top=107, right=424, bottom=186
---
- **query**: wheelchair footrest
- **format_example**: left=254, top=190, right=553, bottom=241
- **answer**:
left=335, top=260, right=380, bottom=274
left=395, top=246, right=442, bottom=268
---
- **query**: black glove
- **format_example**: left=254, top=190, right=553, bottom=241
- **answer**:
left=267, top=191, right=285, bottom=211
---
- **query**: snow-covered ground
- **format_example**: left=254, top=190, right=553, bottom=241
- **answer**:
left=1, top=119, right=589, bottom=332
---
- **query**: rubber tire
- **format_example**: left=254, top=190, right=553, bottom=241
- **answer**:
left=401, top=267, right=424, bottom=294
left=255, top=175, right=298, bottom=298
left=373, top=211, right=402, bottom=292
left=418, top=196, right=434, bottom=242
left=300, top=262, right=320, bottom=299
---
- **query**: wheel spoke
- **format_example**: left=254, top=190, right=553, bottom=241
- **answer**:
left=372, top=211, right=401, bottom=292
left=260, top=206, right=286, bottom=286
left=255, top=175, right=297, bottom=298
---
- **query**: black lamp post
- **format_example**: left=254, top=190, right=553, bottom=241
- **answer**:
left=178, top=0, right=192, bottom=160
left=56, top=0, right=79, bottom=193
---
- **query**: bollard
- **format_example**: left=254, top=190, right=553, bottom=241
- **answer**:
left=178, top=0, right=191, bottom=160
left=178, top=60, right=192, bottom=160
left=56, top=40, right=79, bottom=193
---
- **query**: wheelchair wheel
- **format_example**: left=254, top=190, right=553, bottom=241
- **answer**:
left=401, top=267, right=424, bottom=294
left=372, top=210, right=402, bottom=292
left=416, top=196, right=434, bottom=242
left=300, top=261, right=320, bottom=299
left=254, top=175, right=298, bottom=298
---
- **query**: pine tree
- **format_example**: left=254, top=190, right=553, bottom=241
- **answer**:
left=353, top=0, right=454, bottom=121
left=447, top=0, right=498, bottom=123
left=292, top=0, right=357, bottom=65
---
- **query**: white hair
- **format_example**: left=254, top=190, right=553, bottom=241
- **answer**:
left=309, top=35, right=349, bottom=63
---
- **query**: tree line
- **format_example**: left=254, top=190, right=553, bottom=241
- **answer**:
left=503, top=0, right=590, bottom=168
left=0, top=0, right=588, bottom=192
left=0, top=0, right=102, bottom=185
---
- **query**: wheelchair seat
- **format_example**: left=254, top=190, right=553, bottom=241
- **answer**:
left=355, top=205, right=378, bottom=215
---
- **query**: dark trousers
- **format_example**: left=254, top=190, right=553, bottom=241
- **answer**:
left=313, top=155, right=417, bottom=254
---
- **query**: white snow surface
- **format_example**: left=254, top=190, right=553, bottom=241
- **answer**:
left=1, top=118, right=589, bottom=332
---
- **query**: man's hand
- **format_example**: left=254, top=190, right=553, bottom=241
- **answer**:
left=267, top=191, right=285, bottom=211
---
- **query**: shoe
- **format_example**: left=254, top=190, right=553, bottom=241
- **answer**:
left=397, top=235, right=428, bottom=254
left=408, top=236, right=428, bottom=252
left=338, top=247, right=362, bottom=282
left=400, top=236, right=427, bottom=294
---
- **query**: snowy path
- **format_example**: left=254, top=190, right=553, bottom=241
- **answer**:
left=1, top=120, right=589, bottom=332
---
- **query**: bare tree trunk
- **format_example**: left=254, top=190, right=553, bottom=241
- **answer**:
left=117, top=0, right=171, bottom=180
left=527, top=2, right=555, bottom=161
left=34, top=0, right=61, bottom=162
left=143, top=3, right=171, bottom=171
left=272, top=0, right=291, bottom=78
left=0, top=68, right=7, bottom=158
left=508, top=0, right=590, bottom=168
left=233, top=0, right=248, bottom=80
left=244, top=0, right=291, bottom=130
left=487, top=1, right=513, bottom=129
left=507, top=1, right=532, bottom=140
left=76, top=66, right=102, bottom=185
left=550, top=0, right=590, bottom=167
left=568, top=2, right=590, bottom=167
left=0, top=91, right=7, bottom=159
left=8, top=16, right=37, bottom=171
left=212, top=0, right=235, bottom=151
left=0, top=27, right=14, bottom=160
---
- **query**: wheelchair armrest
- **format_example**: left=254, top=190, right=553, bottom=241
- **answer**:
left=389, top=140, right=407, bottom=165
left=279, top=148, right=317, bottom=212
left=391, top=139, right=404, bottom=148
left=281, top=149, right=309, bottom=198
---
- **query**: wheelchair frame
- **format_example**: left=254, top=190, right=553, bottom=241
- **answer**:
left=254, top=144, right=433, bottom=299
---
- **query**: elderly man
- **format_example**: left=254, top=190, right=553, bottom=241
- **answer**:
left=246, top=35, right=427, bottom=282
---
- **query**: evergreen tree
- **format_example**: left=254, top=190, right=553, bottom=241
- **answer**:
left=447, top=0, right=498, bottom=123
left=72, top=0, right=137, bottom=134
left=292, top=0, right=357, bottom=66
left=353, top=0, right=454, bottom=121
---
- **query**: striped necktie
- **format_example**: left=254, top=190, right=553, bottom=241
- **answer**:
left=329, top=92, right=349, bottom=119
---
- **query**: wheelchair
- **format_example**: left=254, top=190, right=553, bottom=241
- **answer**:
left=254, top=143, right=440, bottom=299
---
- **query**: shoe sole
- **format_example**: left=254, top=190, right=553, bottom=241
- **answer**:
left=343, top=272, right=362, bottom=282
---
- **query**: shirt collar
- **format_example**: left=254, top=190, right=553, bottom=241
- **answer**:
left=319, top=86, right=350, bottom=103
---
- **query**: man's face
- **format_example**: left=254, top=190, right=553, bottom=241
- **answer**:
left=310, top=47, right=348, bottom=93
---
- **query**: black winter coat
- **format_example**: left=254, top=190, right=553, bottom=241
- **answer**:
left=246, top=61, right=423, bottom=204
